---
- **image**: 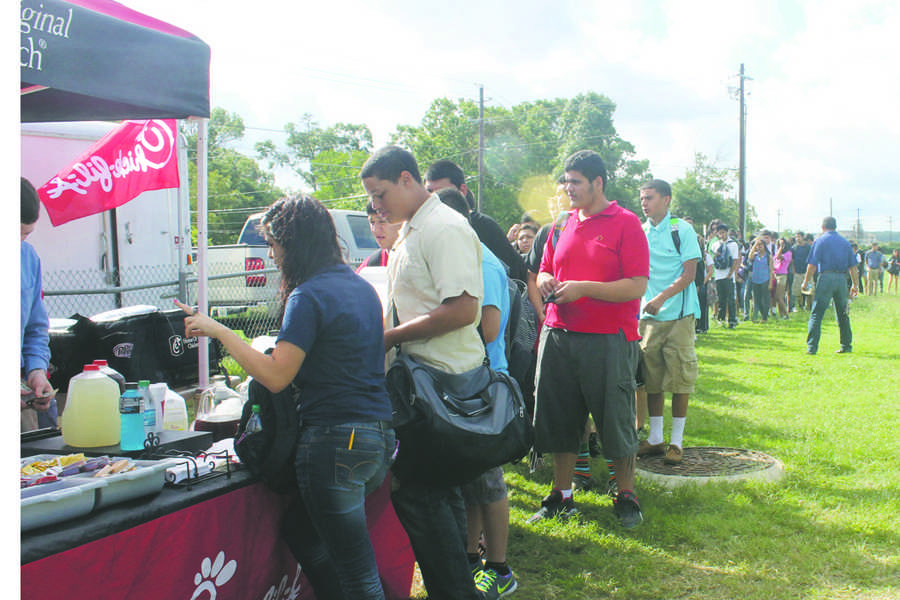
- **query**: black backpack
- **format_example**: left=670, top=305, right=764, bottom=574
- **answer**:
left=233, top=375, right=300, bottom=494
left=695, top=251, right=707, bottom=287
left=504, top=277, right=539, bottom=413
left=713, top=240, right=732, bottom=270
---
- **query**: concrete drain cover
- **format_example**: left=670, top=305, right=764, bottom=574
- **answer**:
left=636, top=446, right=784, bottom=488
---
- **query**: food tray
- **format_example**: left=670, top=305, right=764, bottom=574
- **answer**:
left=70, top=457, right=168, bottom=509
left=21, top=478, right=107, bottom=532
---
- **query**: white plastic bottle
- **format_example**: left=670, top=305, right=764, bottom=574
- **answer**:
left=162, top=387, right=189, bottom=431
left=147, top=382, right=166, bottom=433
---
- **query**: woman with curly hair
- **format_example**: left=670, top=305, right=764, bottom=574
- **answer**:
left=178, top=194, right=394, bottom=600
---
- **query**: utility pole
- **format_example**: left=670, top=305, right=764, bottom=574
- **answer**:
left=477, top=84, right=484, bottom=213
left=735, top=64, right=751, bottom=242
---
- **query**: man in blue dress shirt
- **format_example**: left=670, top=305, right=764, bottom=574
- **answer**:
left=801, top=216, right=859, bottom=355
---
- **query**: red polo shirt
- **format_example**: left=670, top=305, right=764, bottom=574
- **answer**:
left=539, top=202, right=649, bottom=340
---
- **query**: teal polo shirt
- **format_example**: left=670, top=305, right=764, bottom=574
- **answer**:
left=641, top=213, right=701, bottom=321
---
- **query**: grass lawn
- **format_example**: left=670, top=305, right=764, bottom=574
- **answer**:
left=412, top=293, right=900, bottom=599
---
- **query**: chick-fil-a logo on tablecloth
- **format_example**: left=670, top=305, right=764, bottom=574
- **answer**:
left=38, top=119, right=180, bottom=226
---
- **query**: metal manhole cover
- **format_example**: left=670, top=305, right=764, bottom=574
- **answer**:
left=636, top=446, right=783, bottom=488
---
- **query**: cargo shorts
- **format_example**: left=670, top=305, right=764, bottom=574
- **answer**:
left=638, top=315, right=699, bottom=394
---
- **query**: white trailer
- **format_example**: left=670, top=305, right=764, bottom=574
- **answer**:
left=20, top=121, right=192, bottom=319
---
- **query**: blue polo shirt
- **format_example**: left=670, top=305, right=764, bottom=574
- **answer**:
left=807, top=231, right=857, bottom=273
left=866, top=249, right=884, bottom=269
left=641, top=213, right=701, bottom=321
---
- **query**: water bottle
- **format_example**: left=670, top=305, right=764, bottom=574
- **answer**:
left=120, top=382, right=145, bottom=452
left=139, top=379, right=157, bottom=433
left=245, top=404, right=263, bottom=434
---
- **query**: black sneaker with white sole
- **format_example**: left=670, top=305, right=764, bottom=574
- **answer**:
left=613, top=490, right=643, bottom=529
left=526, top=489, right=578, bottom=524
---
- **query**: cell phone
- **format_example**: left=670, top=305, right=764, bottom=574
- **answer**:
left=544, top=292, right=558, bottom=304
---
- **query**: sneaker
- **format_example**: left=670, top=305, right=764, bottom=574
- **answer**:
left=526, top=489, right=578, bottom=524
left=470, top=558, right=484, bottom=577
left=606, top=477, right=618, bottom=498
left=637, top=440, right=665, bottom=457
left=475, top=567, right=518, bottom=599
left=572, top=473, right=601, bottom=493
left=664, top=444, right=683, bottom=464
left=614, top=490, right=643, bottom=529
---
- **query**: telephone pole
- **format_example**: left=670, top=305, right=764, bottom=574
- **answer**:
left=735, top=64, right=751, bottom=241
left=477, top=84, right=484, bottom=213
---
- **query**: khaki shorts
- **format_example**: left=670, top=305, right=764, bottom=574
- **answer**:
left=638, top=316, right=698, bottom=394
left=790, top=273, right=806, bottom=298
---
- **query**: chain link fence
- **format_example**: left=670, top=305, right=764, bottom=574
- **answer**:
left=43, top=264, right=282, bottom=346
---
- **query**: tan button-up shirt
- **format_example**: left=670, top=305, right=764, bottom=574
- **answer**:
left=387, top=193, right=484, bottom=374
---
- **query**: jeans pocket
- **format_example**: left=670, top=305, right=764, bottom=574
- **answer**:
left=334, top=448, right=382, bottom=489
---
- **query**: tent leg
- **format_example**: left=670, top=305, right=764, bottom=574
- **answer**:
left=195, top=118, right=210, bottom=390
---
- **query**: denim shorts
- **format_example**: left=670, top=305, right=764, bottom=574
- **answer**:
left=460, top=466, right=507, bottom=506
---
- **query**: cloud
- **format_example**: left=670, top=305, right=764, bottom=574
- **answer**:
left=119, top=0, right=898, bottom=232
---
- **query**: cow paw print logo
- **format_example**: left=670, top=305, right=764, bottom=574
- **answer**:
left=190, top=551, right=237, bottom=600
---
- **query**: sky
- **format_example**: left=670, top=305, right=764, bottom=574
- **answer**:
left=30, top=0, right=900, bottom=235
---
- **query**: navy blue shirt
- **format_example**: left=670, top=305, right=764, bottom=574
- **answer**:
left=807, top=231, right=858, bottom=273
left=792, top=243, right=811, bottom=273
left=277, top=264, right=392, bottom=425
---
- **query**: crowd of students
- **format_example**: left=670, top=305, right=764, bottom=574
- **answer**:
left=173, top=142, right=894, bottom=599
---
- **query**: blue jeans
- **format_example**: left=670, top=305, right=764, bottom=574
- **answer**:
left=807, top=272, right=852, bottom=353
left=751, top=281, right=770, bottom=321
left=282, top=421, right=395, bottom=600
left=391, top=476, right=482, bottom=600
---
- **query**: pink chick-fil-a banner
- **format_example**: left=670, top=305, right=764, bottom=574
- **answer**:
left=38, top=119, right=180, bottom=226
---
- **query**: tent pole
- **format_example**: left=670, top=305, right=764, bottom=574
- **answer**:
left=195, top=118, right=210, bottom=389
left=176, top=127, right=190, bottom=307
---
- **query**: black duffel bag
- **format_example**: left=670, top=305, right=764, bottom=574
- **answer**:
left=385, top=351, right=533, bottom=487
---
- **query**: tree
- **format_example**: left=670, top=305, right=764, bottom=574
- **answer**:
left=255, top=114, right=372, bottom=209
left=390, top=93, right=652, bottom=230
left=184, top=108, right=284, bottom=245
left=671, top=153, right=761, bottom=237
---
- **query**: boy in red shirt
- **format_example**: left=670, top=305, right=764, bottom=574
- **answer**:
left=528, top=150, right=649, bottom=529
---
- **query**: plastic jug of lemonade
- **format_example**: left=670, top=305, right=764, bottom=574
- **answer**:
left=62, top=364, right=121, bottom=447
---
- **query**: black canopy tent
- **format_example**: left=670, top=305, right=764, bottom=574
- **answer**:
left=20, top=0, right=210, bottom=122
left=20, top=0, right=216, bottom=388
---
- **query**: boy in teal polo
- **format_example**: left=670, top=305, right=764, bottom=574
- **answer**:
left=636, top=180, right=701, bottom=465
